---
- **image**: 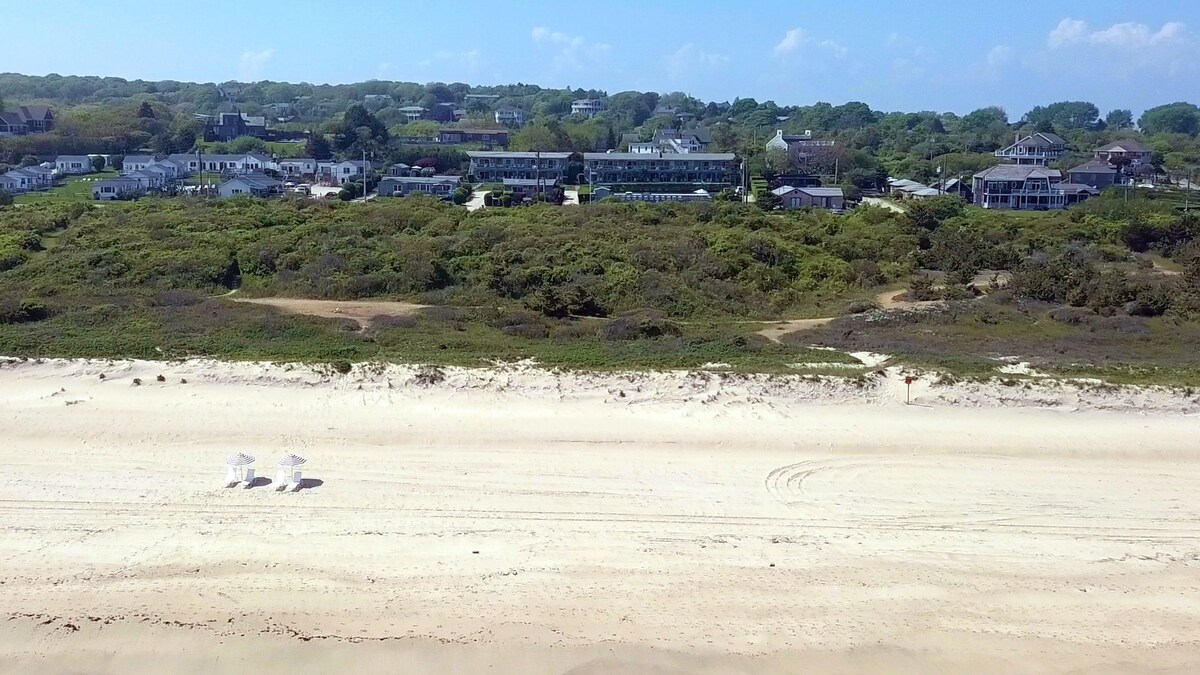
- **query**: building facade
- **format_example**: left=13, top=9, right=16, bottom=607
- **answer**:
left=583, top=152, right=739, bottom=188
left=378, top=175, right=462, bottom=197
left=972, top=164, right=1066, bottom=210
left=467, top=151, right=571, bottom=182
left=571, top=99, right=604, bottom=118
left=994, top=132, right=1067, bottom=165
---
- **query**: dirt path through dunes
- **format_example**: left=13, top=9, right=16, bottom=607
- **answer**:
left=757, top=288, right=939, bottom=343
left=236, top=297, right=426, bottom=328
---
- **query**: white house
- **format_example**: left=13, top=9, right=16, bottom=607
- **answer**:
left=0, top=173, right=25, bottom=193
left=55, top=155, right=93, bottom=175
left=162, top=152, right=273, bottom=175
left=399, top=106, right=426, bottom=121
left=571, top=99, right=604, bottom=117
left=122, top=155, right=157, bottom=173
left=277, top=157, right=318, bottom=177
left=218, top=173, right=282, bottom=198
left=494, top=106, right=525, bottom=126
left=329, top=160, right=370, bottom=185
left=92, top=177, right=144, bottom=201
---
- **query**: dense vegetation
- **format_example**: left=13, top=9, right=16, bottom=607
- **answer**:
left=1, top=192, right=1198, bottom=382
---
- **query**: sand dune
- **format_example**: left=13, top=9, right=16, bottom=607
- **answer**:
left=0, top=358, right=1197, bottom=674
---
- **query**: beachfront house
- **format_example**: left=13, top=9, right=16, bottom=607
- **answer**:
left=377, top=175, right=462, bottom=197
left=55, top=155, right=93, bottom=175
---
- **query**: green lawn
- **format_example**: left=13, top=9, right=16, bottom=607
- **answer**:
left=14, top=171, right=118, bottom=205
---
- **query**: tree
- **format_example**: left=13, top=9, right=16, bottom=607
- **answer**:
left=1139, top=103, right=1200, bottom=136
left=137, top=101, right=156, bottom=119
left=305, top=135, right=332, bottom=160
left=334, top=104, right=389, bottom=153
left=1022, top=101, right=1100, bottom=131
left=764, top=147, right=791, bottom=176
left=109, top=154, right=124, bottom=171
left=91, top=155, right=106, bottom=172
left=228, top=135, right=268, bottom=153
left=1105, top=109, right=1133, bottom=130
left=756, top=190, right=781, bottom=211
left=0, top=190, right=12, bottom=207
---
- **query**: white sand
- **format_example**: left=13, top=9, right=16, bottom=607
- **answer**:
left=1, top=358, right=1198, bottom=674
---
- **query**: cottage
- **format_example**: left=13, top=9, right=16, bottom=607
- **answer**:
left=772, top=185, right=845, bottom=211
left=218, top=173, right=282, bottom=198
left=994, top=132, right=1067, bottom=165
left=205, top=111, right=268, bottom=142
left=0, top=112, right=28, bottom=136
left=55, top=155, right=93, bottom=175
left=121, top=155, right=157, bottom=173
left=276, top=157, right=318, bottom=177
left=165, top=152, right=272, bottom=175
left=387, top=163, right=411, bottom=176
left=92, top=177, right=144, bottom=201
left=972, top=164, right=1065, bottom=210
left=326, top=160, right=371, bottom=185
left=377, top=175, right=462, bottom=197
left=0, top=173, right=25, bottom=193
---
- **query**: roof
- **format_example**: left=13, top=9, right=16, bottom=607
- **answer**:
left=1096, top=139, right=1152, bottom=154
left=9, top=105, right=52, bottom=121
left=381, top=176, right=461, bottom=184
left=1059, top=183, right=1100, bottom=195
left=771, top=186, right=799, bottom=196
left=0, top=112, right=27, bottom=126
left=277, top=157, right=316, bottom=163
left=910, top=187, right=942, bottom=197
left=56, top=155, right=91, bottom=162
left=974, top=164, right=1062, bottom=180
left=94, top=177, right=143, bottom=185
left=1008, top=132, right=1066, bottom=149
left=1068, top=159, right=1117, bottom=174
left=441, top=128, right=508, bottom=135
left=653, top=127, right=712, bottom=143
left=123, top=155, right=155, bottom=163
left=582, top=152, right=736, bottom=161
left=504, top=178, right=560, bottom=187
left=798, top=187, right=844, bottom=197
left=398, top=106, right=427, bottom=112
left=468, top=151, right=572, bottom=159
left=223, top=173, right=281, bottom=188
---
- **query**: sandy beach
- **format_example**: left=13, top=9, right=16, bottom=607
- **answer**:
left=0, top=358, right=1198, bottom=674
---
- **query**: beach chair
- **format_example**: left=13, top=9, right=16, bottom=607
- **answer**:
left=274, top=468, right=289, bottom=491
left=224, top=467, right=240, bottom=488
left=288, top=469, right=303, bottom=492
left=241, top=467, right=256, bottom=489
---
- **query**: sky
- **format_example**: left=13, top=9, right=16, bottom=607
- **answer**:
left=4, top=1, right=1199, bottom=117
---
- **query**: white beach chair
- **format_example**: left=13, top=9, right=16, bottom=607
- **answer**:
left=241, top=467, right=256, bottom=489
left=224, top=467, right=240, bottom=488
left=288, top=469, right=303, bottom=492
left=275, top=468, right=289, bottom=491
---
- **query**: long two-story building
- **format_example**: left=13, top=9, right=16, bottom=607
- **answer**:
left=467, top=151, right=571, bottom=183
left=583, top=152, right=739, bottom=189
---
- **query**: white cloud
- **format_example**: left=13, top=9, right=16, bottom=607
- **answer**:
left=236, top=48, right=274, bottom=81
left=530, top=26, right=609, bottom=72
left=986, top=45, right=1014, bottom=68
left=1048, top=17, right=1189, bottom=49
left=665, top=43, right=729, bottom=79
left=773, top=28, right=846, bottom=59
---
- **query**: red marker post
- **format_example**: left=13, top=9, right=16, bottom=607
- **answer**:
left=904, top=375, right=914, bottom=405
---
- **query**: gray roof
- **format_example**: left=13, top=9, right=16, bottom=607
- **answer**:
left=798, top=187, right=844, bottom=197
left=1096, top=139, right=1151, bottom=153
left=123, top=155, right=155, bottom=163
left=56, top=155, right=91, bottom=163
left=504, top=178, right=560, bottom=187
left=1059, top=182, right=1100, bottom=194
left=94, top=177, right=143, bottom=185
left=224, top=173, right=280, bottom=188
left=974, top=165, right=1062, bottom=180
left=652, top=127, right=712, bottom=144
left=277, top=157, right=316, bottom=163
left=468, top=151, right=572, bottom=159
left=381, top=176, right=461, bottom=184
left=1068, top=160, right=1116, bottom=174
left=582, top=152, right=736, bottom=161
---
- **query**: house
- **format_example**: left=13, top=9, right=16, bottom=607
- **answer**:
left=276, top=157, right=318, bottom=177
left=205, top=111, right=268, bottom=142
left=0, top=173, right=25, bottom=193
left=494, top=106, right=526, bottom=126
left=599, top=188, right=713, bottom=203
left=377, top=175, right=462, bottom=197
left=387, top=163, right=411, bottom=176
left=0, top=105, right=54, bottom=135
left=328, top=160, right=371, bottom=185
left=437, top=128, right=509, bottom=147
left=121, top=155, right=157, bottom=173
left=398, top=106, right=426, bottom=121
left=467, top=151, right=571, bottom=183
left=1094, top=139, right=1153, bottom=166
left=217, top=173, right=282, bottom=198
left=166, top=152, right=273, bottom=175
left=972, top=164, right=1066, bottom=210
left=932, top=177, right=973, bottom=202
left=571, top=99, right=604, bottom=118
left=1067, top=159, right=1121, bottom=189
left=55, top=155, right=93, bottom=175
left=92, top=177, right=144, bottom=201
left=5, top=166, right=54, bottom=191
left=0, top=111, right=29, bottom=136
left=772, top=186, right=845, bottom=211
left=1059, top=183, right=1101, bottom=205
left=766, top=129, right=812, bottom=152
left=583, top=152, right=740, bottom=188
left=994, top=132, right=1067, bottom=165
left=766, top=129, right=835, bottom=166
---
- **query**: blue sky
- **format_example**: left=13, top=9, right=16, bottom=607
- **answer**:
left=5, top=1, right=1198, bottom=116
